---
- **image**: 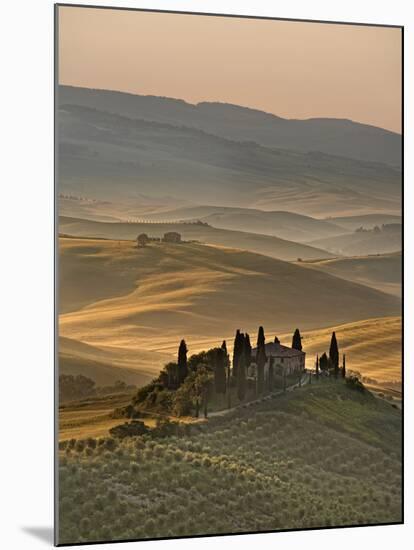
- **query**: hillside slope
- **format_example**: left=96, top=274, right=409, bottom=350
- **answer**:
left=299, top=252, right=402, bottom=297
left=58, top=380, right=402, bottom=543
left=280, top=316, right=402, bottom=385
left=59, top=238, right=400, bottom=363
left=58, top=216, right=333, bottom=261
left=134, top=205, right=345, bottom=242
left=327, top=213, right=402, bottom=231
left=308, top=226, right=402, bottom=256
left=59, top=336, right=170, bottom=386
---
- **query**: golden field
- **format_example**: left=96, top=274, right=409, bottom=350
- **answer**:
left=58, top=236, right=401, bottom=389
left=283, top=316, right=402, bottom=387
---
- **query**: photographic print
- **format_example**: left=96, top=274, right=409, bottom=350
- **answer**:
left=55, top=5, right=403, bottom=545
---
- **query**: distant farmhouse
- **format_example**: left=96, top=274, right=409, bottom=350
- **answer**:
left=137, top=232, right=182, bottom=247
left=163, top=231, right=181, bottom=243
left=251, top=341, right=305, bottom=377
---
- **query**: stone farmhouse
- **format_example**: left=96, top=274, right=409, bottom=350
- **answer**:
left=251, top=341, right=305, bottom=377
left=137, top=232, right=182, bottom=247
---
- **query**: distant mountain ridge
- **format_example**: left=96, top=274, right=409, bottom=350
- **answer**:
left=57, top=101, right=401, bottom=217
left=59, top=85, right=401, bottom=167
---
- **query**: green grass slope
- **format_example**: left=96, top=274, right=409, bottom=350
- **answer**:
left=58, top=380, right=402, bottom=544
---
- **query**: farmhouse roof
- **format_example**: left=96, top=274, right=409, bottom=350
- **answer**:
left=253, top=342, right=305, bottom=358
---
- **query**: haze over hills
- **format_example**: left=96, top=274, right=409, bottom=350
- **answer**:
left=59, top=237, right=400, bottom=372
left=131, top=205, right=345, bottom=243
left=57, top=96, right=401, bottom=218
left=299, top=252, right=402, bottom=298
left=308, top=224, right=402, bottom=256
left=326, top=213, right=402, bottom=231
left=59, top=86, right=402, bottom=167
left=56, top=87, right=402, bottom=393
left=59, top=216, right=334, bottom=261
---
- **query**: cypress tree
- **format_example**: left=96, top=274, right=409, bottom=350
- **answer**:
left=222, top=340, right=231, bottom=409
left=342, top=353, right=346, bottom=378
left=257, top=326, right=265, bottom=348
left=319, top=352, right=329, bottom=371
left=237, top=348, right=247, bottom=401
left=221, top=340, right=230, bottom=382
left=177, top=340, right=188, bottom=384
left=256, top=326, right=266, bottom=395
left=245, top=333, right=252, bottom=371
left=315, top=354, right=319, bottom=380
left=292, top=328, right=302, bottom=351
left=329, top=332, right=339, bottom=378
left=232, top=330, right=243, bottom=379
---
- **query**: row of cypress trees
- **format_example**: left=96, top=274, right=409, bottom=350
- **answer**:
left=314, top=332, right=346, bottom=379
left=232, top=326, right=303, bottom=400
left=172, top=325, right=304, bottom=405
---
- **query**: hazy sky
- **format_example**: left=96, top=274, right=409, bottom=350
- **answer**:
left=58, top=6, right=402, bottom=133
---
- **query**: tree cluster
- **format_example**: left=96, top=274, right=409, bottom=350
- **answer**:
left=315, top=332, right=346, bottom=379
left=132, top=325, right=307, bottom=418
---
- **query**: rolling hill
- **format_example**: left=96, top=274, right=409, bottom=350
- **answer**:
left=299, top=252, right=402, bottom=297
left=57, top=101, right=401, bottom=217
left=59, top=237, right=400, bottom=376
left=58, top=216, right=334, bottom=261
left=280, top=316, right=402, bottom=386
left=59, top=85, right=402, bottom=167
left=132, top=205, right=345, bottom=243
left=59, top=336, right=169, bottom=387
left=308, top=225, right=402, bottom=256
left=327, top=213, right=402, bottom=231
left=58, top=379, right=402, bottom=543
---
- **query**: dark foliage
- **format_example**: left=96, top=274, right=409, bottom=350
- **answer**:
left=319, top=352, right=330, bottom=371
left=292, top=328, right=302, bottom=351
left=346, top=376, right=365, bottom=392
left=214, top=347, right=227, bottom=395
left=109, top=421, right=149, bottom=438
left=256, top=326, right=266, bottom=395
left=178, top=340, right=188, bottom=384
left=237, top=351, right=247, bottom=401
left=329, top=332, right=339, bottom=378
left=59, top=374, right=96, bottom=403
left=232, top=330, right=244, bottom=379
